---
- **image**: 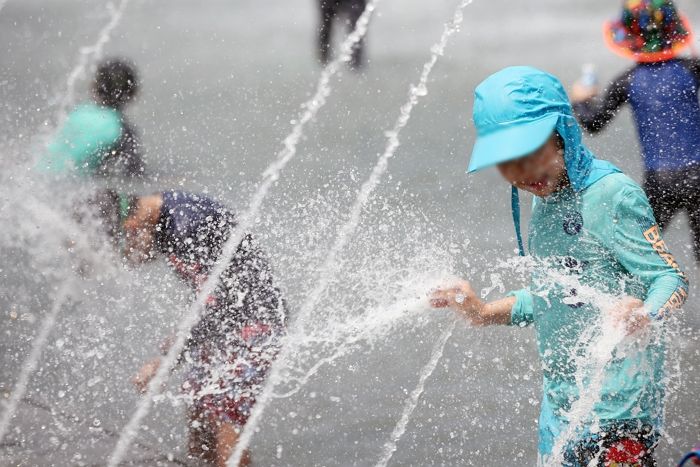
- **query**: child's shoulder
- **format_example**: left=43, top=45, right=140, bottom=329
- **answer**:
left=67, top=104, right=122, bottom=137
left=72, top=103, right=119, bottom=120
left=589, top=172, right=642, bottom=195
left=585, top=172, right=647, bottom=209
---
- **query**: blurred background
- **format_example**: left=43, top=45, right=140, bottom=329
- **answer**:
left=0, top=0, right=699, bottom=465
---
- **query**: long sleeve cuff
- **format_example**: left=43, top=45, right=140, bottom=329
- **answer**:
left=507, top=289, right=535, bottom=327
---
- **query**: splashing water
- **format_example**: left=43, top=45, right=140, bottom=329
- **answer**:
left=0, top=281, right=73, bottom=445
left=4, top=1, right=696, bottom=464
left=545, top=312, right=629, bottom=466
left=0, top=184, right=131, bottom=456
left=53, top=0, right=131, bottom=131
left=227, top=1, right=475, bottom=465
left=105, top=3, right=378, bottom=465
left=170, top=284, right=442, bottom=407
left=535, top=262, right=646, bottom=466
left=18, top=396, right=191, bottom=465
left=491, top=256, right=665, bottom=466
left=296, top=0, right=475, bottom=336
left=375, top=320, right=457, bottom=467
left=270, top=270, right=449, bottom=400
left=0, top=0, right=132, bottom=449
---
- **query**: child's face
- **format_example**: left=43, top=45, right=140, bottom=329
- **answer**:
left=122, top=197, right=160, bottom=264
left=496, top=133, right=567, bottom=197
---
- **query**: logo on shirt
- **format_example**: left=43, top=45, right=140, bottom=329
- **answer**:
left=640, top=219, right=688, bottom=319
left=560, top=257, right=588, bottom=308
left=642, top=224, right=680, bottom=270
left=563, top=211, right=583, bottom=236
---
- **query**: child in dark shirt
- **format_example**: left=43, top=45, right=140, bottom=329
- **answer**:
left=572, top=0, right=700, bottom=262
left=94, top=190, right=285, bottom=466
left=40, top=58, right=145, bottom=178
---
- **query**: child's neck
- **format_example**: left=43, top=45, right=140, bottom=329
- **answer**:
left=136, top=194, right=163, bottom=228
left=554, top=173, right=571, bottom=193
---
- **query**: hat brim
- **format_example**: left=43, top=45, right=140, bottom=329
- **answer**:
left=603, top=15, right=695, bottom=63
left=467, top=113, right=559, bottom=173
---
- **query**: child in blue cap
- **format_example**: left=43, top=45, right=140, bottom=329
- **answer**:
left=431, top=66, right=689, bottom=466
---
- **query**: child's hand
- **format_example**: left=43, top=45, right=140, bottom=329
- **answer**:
left=131, top=357, right=161, bottom=394
left=610, top=297, right=649, bottom=335
left=571, top=81, right=599, bottom=103
left=159, top=335, right=175, bottom=355
left=430, top=280, right=486, bottom=325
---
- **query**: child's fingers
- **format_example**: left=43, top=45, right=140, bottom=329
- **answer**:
left=131, top=376, right=144, bottom=392
left=430, top=287, right=467, bottom=308
left=430, top=297, right=450, bottom=308
left=609, top=297, right=649, bottom=335
left=430, top=288, right=451, bottom=306
left=429, top=288, right=450, bottom=300
left=625, top=310, right=650, bottom=335
left=430, top=280, right=474, bottom=309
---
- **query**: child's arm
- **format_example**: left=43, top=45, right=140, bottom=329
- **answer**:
left=430, top=280, right=515, bottom=326
left=571, top=68, right=632, bottom=134
left=682, top=58, right=700, bottom=84
left=132, top=357, right=161, bottom=393
left=608, top=186, right=690, bottom=325
left=131, top=334, right=180, bottom=393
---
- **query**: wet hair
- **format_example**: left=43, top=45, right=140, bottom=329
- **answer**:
left=93, top=58, right=139, bottom=108
left=84, top=189, right=138, bottom=245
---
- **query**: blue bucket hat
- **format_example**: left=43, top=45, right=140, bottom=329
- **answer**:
left=467, top=66, right=620, bottom=255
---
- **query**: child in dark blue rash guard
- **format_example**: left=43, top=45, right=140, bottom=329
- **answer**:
left=94, top=190, right=285, bottom=466
left=571, top=0, right=700, bottom=263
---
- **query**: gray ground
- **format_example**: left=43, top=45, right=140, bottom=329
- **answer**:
left=1, top=0, right=699, bottom=465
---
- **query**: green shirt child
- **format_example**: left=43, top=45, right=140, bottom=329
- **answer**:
left=37, top=59, right=144, bottom=178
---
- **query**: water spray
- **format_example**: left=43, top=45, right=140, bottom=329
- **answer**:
left=54, top=0, right=131, bottom=129
left=514, top=262, right=654, bottom=466
left=274, top=294, right=438, bottom=400
left=375, top=320, right=456, bottom=467
left=0, top=282, right=74, bottom=445
left=545, top=321, right=627, bottom=466
left=105, top=3, right=378, bottom=465
left=19, top=397, right=191, bottom=466
left=0, top=0, right=132, bottom=452
left=226, top=1, right=475, bottom=464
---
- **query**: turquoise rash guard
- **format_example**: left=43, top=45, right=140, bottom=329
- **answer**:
left=38, top=103, right=122, bottom=176
left=467, top=65, right=689, bottom=462
left=508, top=172, right=689, bottom=457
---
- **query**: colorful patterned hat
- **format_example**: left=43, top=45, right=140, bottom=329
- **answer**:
left=604, top=0, right=694, bottom=62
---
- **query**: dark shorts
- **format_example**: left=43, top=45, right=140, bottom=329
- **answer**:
left=183, top=323, right=282, bottom=427
left=644, top=165, right=700, bottom=262
left=176, top=239, right=286, bottom=426
left=564, top=422, right=659, bottom=467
